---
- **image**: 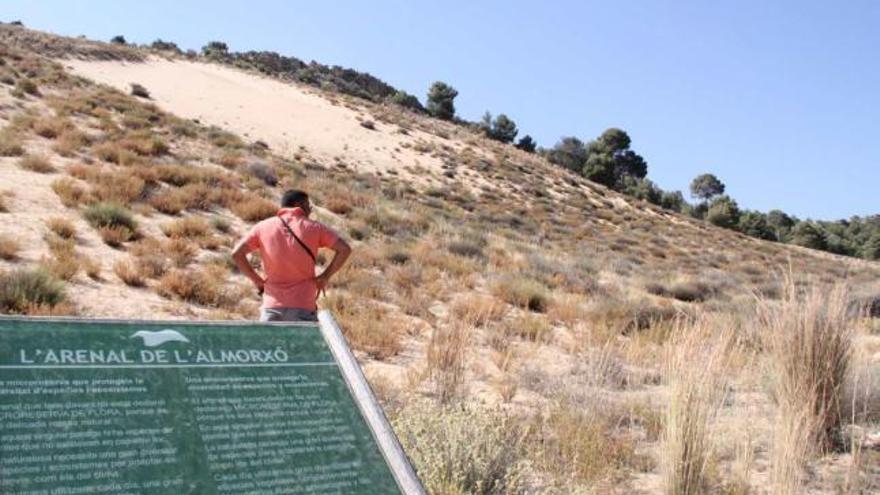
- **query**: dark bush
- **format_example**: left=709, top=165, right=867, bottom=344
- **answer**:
left=426, top=81, right=458, bottom=120
left=646, top=280, right=717, bottom=302
left=15, top=78, right=38, bottom=96
left=130, top=83, right=150, bottom=99
left=110, top=35, right=127, bottom=45
left=546, top=136, right=586, bottom=172
left=660, top=190, right=686, bottom=212
left=706, top=195, right=740, bottom=229
left=386, top=249, right=410, bottom=265
left=388, top=91, right=424, bottom=112
left=738, top=211, right=776, bottom=240
left=790, top=221, right=827, bottom=250
left=202, top=41, right=229, bottom=59
left=690, top=173, right=725, bottom=202
left=150, top=39, right=181, bottom=52
left=481, top=112, right=518, bottom=143
left=246, top=162, right=278, bottom=186
left=448, top=241, right=483, bottom=258
left=515, top=135, right=536, bottom=153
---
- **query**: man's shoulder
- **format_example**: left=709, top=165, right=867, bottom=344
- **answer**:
left=251, top=216, right=281, bottom=233
left=300, top=217, right=331, bottom=230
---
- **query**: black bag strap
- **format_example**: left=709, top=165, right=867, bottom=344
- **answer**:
left=278, top=216, right=316, bottom=264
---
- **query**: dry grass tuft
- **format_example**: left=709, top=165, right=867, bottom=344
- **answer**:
left=322, top=294, right=405, bottom=360
left=83, top=202, right=137, bottom=233
left=157, top=267, right=232, bottom=307
left=324, top=196, right=353, bottom=215
left=0, top=234, right=21, bottom=260
left=427, top=323, right=469, bottom=403
left=0, top=129, right=25, bottom=156
left=662, top=317, right=731, bottom=495
left=51, top=178, right=89, bottom=207
left=529, top=400, right=646, bottom=488
left=43, top=250, right=80, bottom=281
left=80, top=257, right=101, bottom=281
left=89, top=170, right=146, bottom=205
left=91, top=141, right=139, bottom=165
left=33, top=116, right=71, bottom=139
left=164, top=238, right=198, bottom=268
left=46, top=217, right=76, bottom=239
left=52, top=129, right=90, bottom=156
left=217, top=151, right=246, bottom=169
left=646, top=279, right=718, bottom=303
left=506, top=313, right=552, bottom=342
left=450, top=294, right=507, bottom=327
left=491, top=275, right=550, bottom=313
left=547, top=293, right=588, bottom=326
left=0, top=268, right=66, bottom=314
left=231, top=195, right=277, bottom=222
left=148, top=189, right=187, bottom=215
left=113, top=258, right=146, bottom=287
left=15, top=78, right=39, bottom=96
left=128, top=239, right=167, bottom=279
left=18, top=153, right=56, bottom=173
left=98, top=226, right=134, bottom=247
left=763, top=281, right=854, bottom=494
left=162, top=216, right=211, bottom=239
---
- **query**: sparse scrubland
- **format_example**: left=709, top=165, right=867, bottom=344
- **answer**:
left=0, top=24, right=878, bottom=493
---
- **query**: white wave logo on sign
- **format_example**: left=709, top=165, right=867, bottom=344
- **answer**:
left=131, top=329, right=190, bottom=347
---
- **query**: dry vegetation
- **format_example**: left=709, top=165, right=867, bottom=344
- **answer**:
left=0, top=25, right=878, bottom=493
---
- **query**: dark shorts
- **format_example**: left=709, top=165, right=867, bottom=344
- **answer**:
left=259, top=308, right=318, bottom=322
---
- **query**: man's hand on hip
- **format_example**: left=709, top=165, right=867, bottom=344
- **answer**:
left=315, top=273, right=329, bottom=292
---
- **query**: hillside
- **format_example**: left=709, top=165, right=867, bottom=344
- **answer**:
left=0, top=24, right=878, bottom=494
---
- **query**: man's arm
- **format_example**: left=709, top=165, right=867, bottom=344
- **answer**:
left=315, top=238, right=351, bottom=291
left=231, top=239, right=265, bottom=293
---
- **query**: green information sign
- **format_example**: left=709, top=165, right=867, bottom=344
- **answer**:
left=0, top=314, right=424, bottom=494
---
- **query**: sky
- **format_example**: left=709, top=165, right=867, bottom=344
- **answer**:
left=4, top=1, right=878, bottom=220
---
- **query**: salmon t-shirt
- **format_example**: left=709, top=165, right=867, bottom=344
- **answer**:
left=241, top=207, right=340, bottom=311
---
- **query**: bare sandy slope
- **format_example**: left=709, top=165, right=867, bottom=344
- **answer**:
left=65, top=58, right=450, bottom=179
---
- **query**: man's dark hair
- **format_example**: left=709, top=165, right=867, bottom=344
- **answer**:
left=281, top=190, right=309, bottom=208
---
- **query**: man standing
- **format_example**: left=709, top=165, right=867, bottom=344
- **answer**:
left=232, top=190, right=351, bottom=322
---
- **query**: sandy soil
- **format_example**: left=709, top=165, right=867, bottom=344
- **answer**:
left=65, top=57, right=451, bottom=181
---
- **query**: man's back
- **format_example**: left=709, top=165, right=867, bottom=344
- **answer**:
left=241, top=207, right=339, bottom=311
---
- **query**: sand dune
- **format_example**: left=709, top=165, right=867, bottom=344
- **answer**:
left=66, top=57, right=448, bottom=178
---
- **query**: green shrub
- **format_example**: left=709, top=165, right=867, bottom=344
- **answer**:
left=388, top=90, right=424, bottom=112
left=515, top=135, right=536, bottom=153
left=706, top=195, right=740, bottom=229
left=861, top=232, right=880, bottom=261
left=790, top=221, right=827, bottom=250
left=483, top=113, right=518, bottom=144
left=0, top=269, right=66, bottom=313
left=392, top=400, right=532, bottom=495
left=83, top=202, right=137, bottom=232
left=738, top=210, right=776, bottom=240
left=201, top=41, right=229, bottom=59
left=426, top=81, right=458, bottom=120
left=150, top=39, right=181, bottom=53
